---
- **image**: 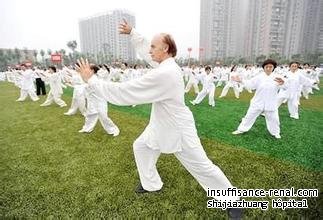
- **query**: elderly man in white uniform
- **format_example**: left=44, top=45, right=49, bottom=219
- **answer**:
left=77, top=20, right=242, bottom=219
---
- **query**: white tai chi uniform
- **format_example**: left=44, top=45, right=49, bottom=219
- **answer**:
left=191, top=72, right=218, bottom=107
left=16, top=69, right=39, bottom=102
left=219, top=70, right=241, bottom=98
left=40, top=71, right=67, bottom=107
left=86, top=29, right=239, bottom=201
left=184, top=68, right=199, bottom=94
left=63, top=69, right=86, bottom=115
left=79, top=83, right=119, bottom=136
left=234, top=72, right=283, bottom=137
left=278, top=70, right=313, bottom=119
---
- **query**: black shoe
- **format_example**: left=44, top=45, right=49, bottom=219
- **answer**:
left=135, top=183, right=161, bottom=194
left=227, top=208, right=243, bottom=220
left=135, top=183, right=149, bottom=193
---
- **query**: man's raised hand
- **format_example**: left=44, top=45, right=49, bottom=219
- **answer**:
left=76, top=58, right=92, bottom=83
left=118, top=19, right=132, bottom=34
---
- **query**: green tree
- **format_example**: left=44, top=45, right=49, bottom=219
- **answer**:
left=255, top=55, right=266, bottom=64
left=47, top=49, right=52, bottom=56
left=7, top=49, right=15, bottom=64
left=14, top=48, right=21, bottom=63
left=67, top=40, right=77, bottom=52
left=33, top=50, right=38, bottom=62
left=268, top=52, right=282, bottom=63
left=291, top=54, right=302, bottom=62
left=238, top=57, right=247, bottom=64
left=67, top=40, right=78, bottom=62
left=40, top=49, right=45, bottom=64
left=23, top=47, right=29, bottom=61
left=59, top=49, right=67, bottom=65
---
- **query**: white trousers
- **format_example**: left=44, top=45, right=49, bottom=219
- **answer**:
left=65, top=97, right=86, bottom=115
left=185, top=81, right=199, bottom=94
left=82, top=111, right=118, bottom=134
left=41, top=91, right=66, bottom=107
left=133, top=135, right=239, bottom=201
left=17, top=89, right=39, bottom=101
left=278, top=96, right=299, bottom=118
left=193, top=86, right=215, bottom=106
left=216, top=80, right=226, bottom=87
left=219, top=84, right=240, bottom=98
left=237, top=107, right=280, bottom=136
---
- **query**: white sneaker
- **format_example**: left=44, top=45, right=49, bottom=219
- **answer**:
left=274, top=134, right=281, bottom=139
left=60, top=104, right=67, bottom=108
left=232, top=130, right=244, bottom=135
left=112, top=128, right=120, bottom=137
left=189, top=100, right=196, bottom=105
left=290, top=115, right=299, bottom=120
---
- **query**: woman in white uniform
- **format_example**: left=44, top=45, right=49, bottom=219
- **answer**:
left=219, top=65, right=241, bottom=99
left=79, top=64, right=120, bottom=137
left=232, top=59, right=284, bottom=139
left=277, top=62, right=313, bottom=119
left=16, top=64, right=39, bottom=102
left=40, top=66, right=67, bottom=107
left=190, top=66, right=218, bottom=107
left=62, top=67, right=86, bottom=116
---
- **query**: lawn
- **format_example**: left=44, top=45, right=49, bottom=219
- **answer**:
left=0, top=82, right=322, bottom=218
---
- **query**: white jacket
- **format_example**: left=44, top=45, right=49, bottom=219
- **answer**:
left=87, top=29, right=202, bottom=153
left=243, top=72, right=283, bottom=111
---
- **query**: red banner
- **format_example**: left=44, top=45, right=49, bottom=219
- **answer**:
left=51, top=54, right=62, bottom=63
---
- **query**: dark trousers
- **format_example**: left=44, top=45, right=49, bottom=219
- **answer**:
left=36, top=78, right=46, bottom=95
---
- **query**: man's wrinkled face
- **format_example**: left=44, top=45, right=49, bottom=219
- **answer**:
left=149, top=35, right=168, bottom=63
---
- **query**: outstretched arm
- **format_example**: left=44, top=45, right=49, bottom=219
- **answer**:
left=76, top=58, right=173, bottom=106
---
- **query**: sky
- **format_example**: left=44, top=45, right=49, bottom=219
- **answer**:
left=0, top=0, right=201, bottom=58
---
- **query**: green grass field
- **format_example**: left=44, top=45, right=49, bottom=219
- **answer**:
left=0, top=82, right=322, bottom=218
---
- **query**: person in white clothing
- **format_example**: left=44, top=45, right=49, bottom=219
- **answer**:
left=219, top=65, right=241, bottom=99
left=62, top=67, right=86, bottom=116
left=78, top=64, right=120, bottom=137
left=190, top=66, right=218, bottom=107
left=77, top=20, right=242, bottom=219
left=232, top=59, right=284, bottom=139
left=40, top=66, right=67, bottom=107
left=184, top=65, right=199, bottom=94
left=16, top=64, right=39, bottom=102
left=277, top=62, right=314, bottom=119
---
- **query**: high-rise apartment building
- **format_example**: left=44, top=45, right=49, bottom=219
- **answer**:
left=79, top=9, right=136, bottom=62
left=200, top=0, right=323, bottom=61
